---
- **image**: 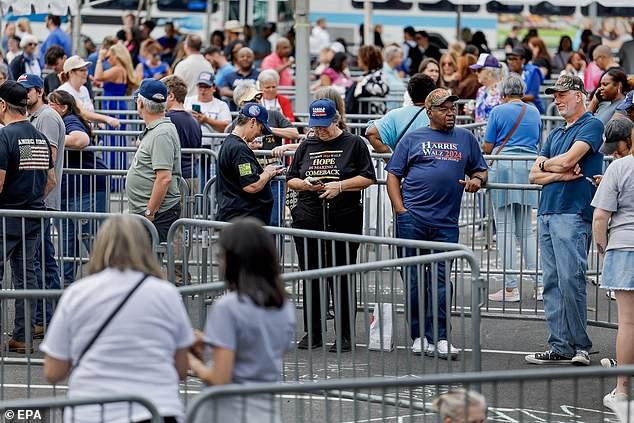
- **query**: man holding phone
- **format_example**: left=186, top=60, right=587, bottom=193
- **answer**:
left=216, top=103, right=285, bottom=223
left=184, top=71, right=231, bottom=147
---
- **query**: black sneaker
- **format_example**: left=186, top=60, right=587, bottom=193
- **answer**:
left=572, top=350, right=590, bottom=366
left=297, top=334, right=322, bottom=350
left=329, top=337, right=352, bottom=353
left=525, top=350, right=573, bottom=365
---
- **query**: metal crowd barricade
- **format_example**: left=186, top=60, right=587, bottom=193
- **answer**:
left=185, top=366, right=634, bottom=423
left=166, top=219, right=486, bottom=387
left=0, top=394, right=162, bottom=422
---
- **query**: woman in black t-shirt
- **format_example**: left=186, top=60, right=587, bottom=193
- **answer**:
left=286, top=99, right=376, bottom=352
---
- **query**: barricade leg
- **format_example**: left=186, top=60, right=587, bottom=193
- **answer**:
left=33, top=217, right=60, bottom=327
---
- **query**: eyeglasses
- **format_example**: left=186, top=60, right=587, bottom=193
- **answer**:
left=27, top=43, right=37, bottom=47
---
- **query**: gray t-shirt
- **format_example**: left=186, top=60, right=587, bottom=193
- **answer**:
left=126, top=117, right=182, bottom=214
left=203, top=291, right=295, bottom=384
left=591, top=154, right=634, bottom=250
left=594, top=99, right=624, bottom=125
left=30, top=104, right=65, bottom=210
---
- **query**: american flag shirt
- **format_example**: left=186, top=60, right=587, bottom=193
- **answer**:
left=0, top=120, right=53, bottom=210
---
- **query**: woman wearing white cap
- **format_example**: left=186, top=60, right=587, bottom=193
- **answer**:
left=8, top=33, right=40, bottom=78
left=57, top=55, right=120, bottom=129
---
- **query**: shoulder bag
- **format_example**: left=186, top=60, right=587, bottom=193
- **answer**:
left=73, top=273, right=149, bottom=369
left=488, top=104, right=527, bottom=166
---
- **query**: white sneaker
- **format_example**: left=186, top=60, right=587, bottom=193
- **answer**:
left=601, top=358, right=617, bottom=368
left=533, top=286, right=544, bottom=301
left=488, top=288, right=520, bottom=302
left=426, top=340, right=460, bottom=360
left=604, top=389, right=628, bottom=410
left=411, top=337, right=429, bottom=355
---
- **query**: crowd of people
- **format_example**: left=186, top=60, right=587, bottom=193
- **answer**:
left=0, top=12, right=634, bottom=421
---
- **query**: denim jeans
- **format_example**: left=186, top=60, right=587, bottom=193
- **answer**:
left=61, top=191, right=107, bottom=284
left=539, top=213, right=593, bottom=357
left=396, top=212, right=458, bottom=343
left=0, top=218, right=40, bottom=341
left=33, top=217, right=60, bottom=326
left=269, top=180, right=286, bottom=227
left=494, top=204, right=540, bottom=289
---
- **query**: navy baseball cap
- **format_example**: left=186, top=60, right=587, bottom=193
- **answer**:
left=134, top=79, right=167, bottom=103
left=240, top=103, right=272, bottom=135
left=617, top=90, right=634, bottom=111
left=197, top=71, right=215, bottom=87
left=309, top=99, right=337, bottom=127
left=17, top=74, right=44, bottom=89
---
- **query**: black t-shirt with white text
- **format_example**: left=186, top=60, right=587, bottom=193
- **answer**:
left=286, top=131, right=376, bottom=218
left=216, top=133, right=273, bottom=223
left=0, top=120, right=53, bottom=210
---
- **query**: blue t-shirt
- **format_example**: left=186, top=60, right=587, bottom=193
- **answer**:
left=62, top=115, right=107, bottom=195
left=368, top=106, right=429, bottom=150
left=484, top=101, right=541, bottom=151
left=166, top=110, right=202, bottom=179
left=538, top=112, right=604, bottom=222
left=522, top=64, right=544, bottom=114
left=223, top=69, right=260, bottom=110
left=39, top=27, right=72, bottom=67
left=141, top=61, right=169, bottom=79
left=214, top=63, right=235, bottom=88
left=386, top=126, right=488, bottom=227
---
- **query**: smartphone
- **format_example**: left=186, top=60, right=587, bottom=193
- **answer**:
left=192, top=104, right=201, bottom=113
left=307, top=176, right=323, bottom=185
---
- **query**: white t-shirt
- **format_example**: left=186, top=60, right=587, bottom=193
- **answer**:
left=174, top=54, right=214, bottom=96
left=58, top=82, right=94, bottom=113
left=184, top=95, right=231, bottom=146
left=591, top=154, right=634, bottom=250
left=40, top=268, right=193, bottom=422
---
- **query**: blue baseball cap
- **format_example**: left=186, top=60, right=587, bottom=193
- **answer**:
left=17, top=74, right=44, bottom=89
left=197, top=71, right=215, bottom=87
left=240, top=103, right=272, bottom=135
left=470, top=53, right=501, bottom=70
left=617, top=90, right=634, bottom=111
left=134, top=78, right=167, bottom=103
left=309, top=99, right=337, bottom=127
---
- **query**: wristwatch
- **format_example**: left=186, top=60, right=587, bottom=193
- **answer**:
left=539, top=160, right=547, bottom=172
left=473, top=175, right=485, bottom=184
left=144, top=209, right=155, bottom=218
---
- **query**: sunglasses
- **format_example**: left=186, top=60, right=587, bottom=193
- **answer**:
left=27, top=43, right=37, bottom=47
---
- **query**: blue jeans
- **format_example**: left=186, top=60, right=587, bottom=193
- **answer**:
left=494, top=204, right=540, bottom=289
left=396, top=212, right=458, bottom=343
left=270, top=180, right=286, bottom=227
left=539, top=214, right=592, bottom=357
left=0, top=218, right=40, bottom=341
left=61, top=191, right=107, bottom=284
left=33, top=217, right=61, bottom=326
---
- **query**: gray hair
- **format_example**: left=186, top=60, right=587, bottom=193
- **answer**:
left=138, top=94, right=166, bottom=114
left=258, top=69, right=280, bottom=86
left=384, top=45, right=403, bottom=63
left=500, top=74, right=526, bottom=97
left=233, top=80, right=259, bottom=106
left=432, top=389, right=487, bottom=421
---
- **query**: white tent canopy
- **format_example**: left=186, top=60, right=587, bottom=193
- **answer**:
left=0, top=0, right=78, bottom=16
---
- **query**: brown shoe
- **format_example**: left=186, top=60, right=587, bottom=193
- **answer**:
left=33, top=325, right=45, bottom=340
left=6, top=338, right=34, bottom=354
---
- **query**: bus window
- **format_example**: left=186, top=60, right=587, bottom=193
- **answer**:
left=93, top=0, right=139, bottom=9
left=418, top=1, right=479, bottom=13
left=529, top=2, right=575, bottom=16
left=487, top=1, right=523, bottom=14
left=581, top=4, right=634, bottom=17
left=157, top=0, right=209, bottom=12
left=351, top=0, right=412, bottom=11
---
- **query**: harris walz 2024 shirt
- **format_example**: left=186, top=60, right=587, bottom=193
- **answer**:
left=286, top=131, right=376, bottom=219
